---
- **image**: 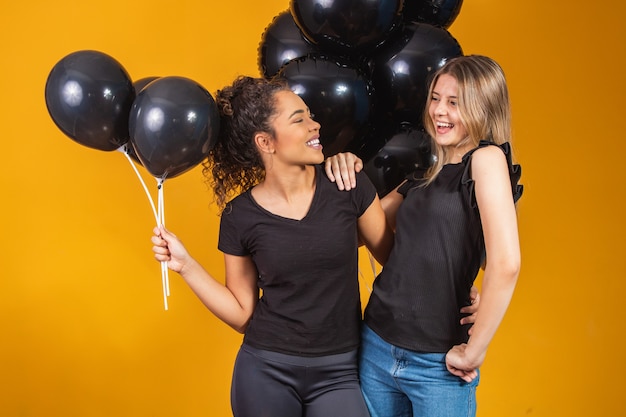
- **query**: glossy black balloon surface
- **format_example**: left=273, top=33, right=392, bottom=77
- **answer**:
left=290, top=0, right=403, bottom=55
left=258, top=10, right=319, bottom=79
left=129, top=77, right=219, bottom=179
left=402, top=0, right=463, bottom=28
left=45, top=50, right=135, bottom=151
left=369, top=23, right=462, bottom=128
left=363, top=125, right=432, bottom=197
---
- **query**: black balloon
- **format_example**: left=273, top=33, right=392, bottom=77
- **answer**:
left=44, top=50, right=135, bottom=151
left=276, top=54, right=374, bottom=157
left=290, top=0, right=403, bottom=56
left=344, top=114, right=396, bottom=163
left=129, top=76, right=219, bottom=179
left=258, top=10, right=319, bottom=79
left=133, top=76, right=159, bottom=95
left=124, top=77, right=161, bottom=165
left=362, top=124, right=433, bottom=197
left=402, top=0, right=463, bottom=28
left=368, top=22, right=463, bottom=128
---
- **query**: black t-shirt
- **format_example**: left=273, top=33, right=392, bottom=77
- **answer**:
left=218, top=165, right=377, bottom=356
left=364, top=142, right=523, bottom=353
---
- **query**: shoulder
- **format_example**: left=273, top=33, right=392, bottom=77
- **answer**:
left=355, top=168, right=375, bottom=187
left=221, top=191, right=253, bottom=218
left=317, top=164, right=377, bottom=214
left=471, top=142, right=507, bottom=163
left=468, top=142, right=510, bottom=176
left=316, top=163, right=375, bottom=196
left=353, top=169, right=376, bottom=200
left=463, top=141, right=523, bottom=203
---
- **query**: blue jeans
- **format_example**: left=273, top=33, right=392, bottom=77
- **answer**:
left=359, top=324, right=479, bottom=417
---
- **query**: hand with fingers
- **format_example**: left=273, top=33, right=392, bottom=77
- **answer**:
left=151, top=226, right=192, bottom=274
left=446, top=343, right=482, bottom=383
left=325, top=152, right=363, bottom=191
left=460, top=286, right=480, bottom=335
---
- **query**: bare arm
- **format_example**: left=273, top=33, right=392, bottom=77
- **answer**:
left=379, top=183, right=404, bottom=231
left=445, top=146, right=521, bottom=381
left=152, top=227, right=258, bottom=333
left=357, top=195, right=394, bottom=266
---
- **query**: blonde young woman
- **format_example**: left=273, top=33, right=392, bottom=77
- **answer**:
left=326, top=55, right=523, bottom=417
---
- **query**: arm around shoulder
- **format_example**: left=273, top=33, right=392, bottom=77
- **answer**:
left=358, top=194, right=394, bottom=266
left=380, top=181, right=405, bottom=231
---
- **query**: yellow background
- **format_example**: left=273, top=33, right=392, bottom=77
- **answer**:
left=1, top=0, right=624, bottom=416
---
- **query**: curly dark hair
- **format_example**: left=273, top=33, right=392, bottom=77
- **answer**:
left=203, top=76, right=290, bottom=211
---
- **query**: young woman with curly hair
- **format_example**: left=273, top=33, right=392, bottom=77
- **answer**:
left=151, top=75, right=393, bottom=417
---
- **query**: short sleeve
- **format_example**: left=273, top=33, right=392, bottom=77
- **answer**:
left=461, top=141, right=524, bottom=208
left=217, top=201, right=249, bottom=256
left=353, top=170, right=377, bottom=216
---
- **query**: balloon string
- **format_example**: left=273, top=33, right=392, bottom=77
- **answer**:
left=157, top=178, right=170, bottom=309
left=368, top=249, right=378, bottom=280
left=119, top=146, right=159, bottom=225
left=119, top=145, right=169, bottom=310
left=358, top=267, right=372, bottom=294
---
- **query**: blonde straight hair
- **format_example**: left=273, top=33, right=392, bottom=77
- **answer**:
left=422, top=55, right=512, bottom=185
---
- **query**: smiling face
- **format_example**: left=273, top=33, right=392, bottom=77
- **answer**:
left=267, top=90, right=324, bottom=166
left=428, top=73, right=471, bottom=161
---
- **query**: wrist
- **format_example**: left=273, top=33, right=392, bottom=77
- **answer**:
left=464, top=341, right=487, bottom=369
left=178, top=255, right=199, bottom=277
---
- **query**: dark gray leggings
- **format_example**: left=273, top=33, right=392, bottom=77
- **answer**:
left=230, top=344, right=371, bottom=417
